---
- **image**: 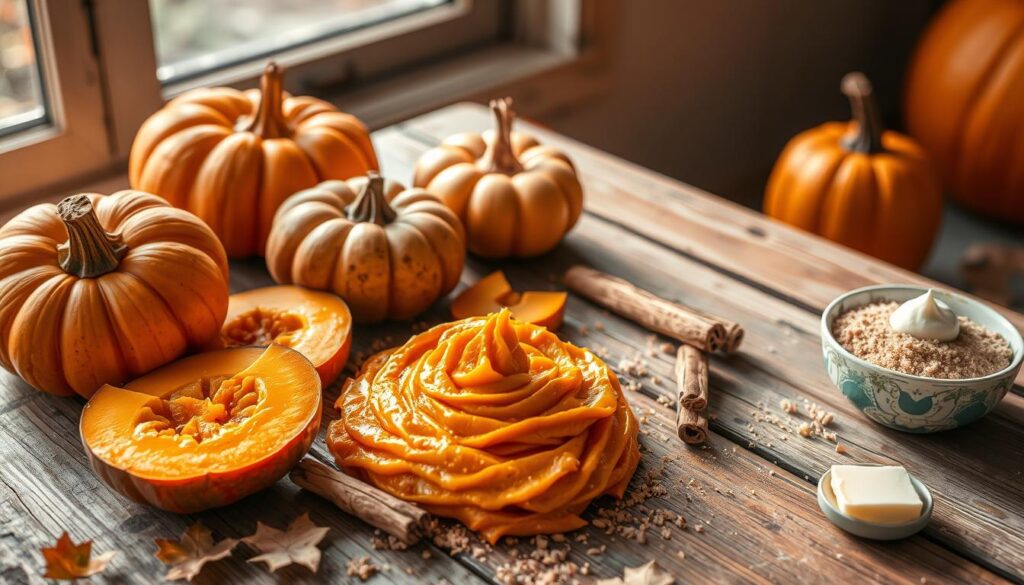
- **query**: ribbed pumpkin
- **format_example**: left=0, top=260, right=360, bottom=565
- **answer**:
left=764, top=73, right=943, bottom=270
left=0, top=191, right=229, bottom=397
left=129, top=62, right=379, bottom=258
left=412, top=97, right=583, bottom=259
left=905, top=0, right=1024, bottom=224
left=266, top=172, right=465, bottom=322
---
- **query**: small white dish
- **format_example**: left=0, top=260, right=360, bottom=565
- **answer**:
left=817, top=468, right=933, bottom=540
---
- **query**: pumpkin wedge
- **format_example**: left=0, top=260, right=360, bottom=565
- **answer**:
left=220, top=286, right=352, bottom=386
left=451, top=271, right=566, bottom=329
left=81, top=344, right=320, bottom=513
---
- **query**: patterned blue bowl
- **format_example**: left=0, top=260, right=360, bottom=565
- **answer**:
left=821, top=285, right=1022, bottom=433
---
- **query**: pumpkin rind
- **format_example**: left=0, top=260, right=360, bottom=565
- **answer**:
left=905, top=0, right=1024, bottom=224
left=80, top=345, right=321, bottom=513
left=0, top=190, right=229, bottom=397
left=764, top=73, right=943, bottom=270
left=412, top=98, right=583, bottom=259
left=129, top=62, right=379, bottom=257
left=265, top=173, right=466, bottom=323
left=451, top=270, right=566, bottom=329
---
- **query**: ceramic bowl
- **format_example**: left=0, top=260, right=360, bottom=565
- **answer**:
left=816, top=468, right=933, bottom=540
left=820, top=285, right=1023, bottom=433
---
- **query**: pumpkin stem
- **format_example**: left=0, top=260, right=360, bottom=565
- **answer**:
left=348, top=171, right=397, bottom=225
left=57, top=194, right=128, bottom=278
left=244, top=61, right=290, bottom=138
left=479, top=97, right=524, bottom=175
left=840, top=72, right=885, bottom=154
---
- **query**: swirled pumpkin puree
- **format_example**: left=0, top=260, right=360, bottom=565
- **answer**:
left=328, top=309, right=640, bottom=542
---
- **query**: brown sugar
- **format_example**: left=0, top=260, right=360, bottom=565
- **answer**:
left=832, top=301, right=1012, bottom=379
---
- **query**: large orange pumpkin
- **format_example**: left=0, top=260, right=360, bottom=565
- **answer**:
left=905, top=0, right=1024, bottom=224
left=81, top=344, right=321, bottom=512
left=266, top=172, right=465, bottom=322
left=0, top=191, right=229, bottom=397
left=129, top=62, right=379, bottom=257
left=412, top=97, right=583, bottom=259
left=764, top=73, right=943, bottom=270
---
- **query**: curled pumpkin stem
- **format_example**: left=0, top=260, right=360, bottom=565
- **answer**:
left=348, top=171, right=397, bottom=225
left=841, top=72, right=885, bottom=154
left=480, top=97, right=524, bottom=175
left=245, top=61, right=290, bottom=139
left=57, top=194, right=128, bottom=278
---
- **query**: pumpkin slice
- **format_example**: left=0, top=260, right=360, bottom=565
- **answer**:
left=80, top=345, right=321, bottom=513
left=451, top=271, right=566, bottom=329
left=220, top=285, right=351, bottom=385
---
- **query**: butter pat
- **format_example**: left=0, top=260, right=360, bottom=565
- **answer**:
left=830, top=465, right=922, bottom=525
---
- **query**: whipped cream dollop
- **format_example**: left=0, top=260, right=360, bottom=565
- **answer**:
left=888, top=289, right=960, bottom=341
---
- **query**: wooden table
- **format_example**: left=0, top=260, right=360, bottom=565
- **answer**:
left=1, top=102, right=1022, bottom=584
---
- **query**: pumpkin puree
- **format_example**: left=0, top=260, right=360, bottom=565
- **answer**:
left=328, top=309, right=640, bottom=542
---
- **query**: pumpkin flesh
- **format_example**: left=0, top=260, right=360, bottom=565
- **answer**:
left=221, top=285, right=352, bottom=386
left=328, top=309, right=640, bottom=543
left=451, top=271, right=566, bottom=330
left=81, top=345, right=320, bottom=513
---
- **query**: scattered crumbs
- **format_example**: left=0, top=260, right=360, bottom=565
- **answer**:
left=798, top=423, right=812, bottom=438
left=579, top=325, right=590, bottom=336
left=595, top=322, right=606, bottom=332
left=371, top=529, right=408, bottom=551
left=768, top=470, right=776, bottom=477
left=676, top=550, right=686, bottom=561
left=779, top=399, right=798, bottom=414
left=694, top=525, right=705, bottom=534
left=421, top=550, right=432, bottom=560
left=346, top=556, right=379, bottom=581
left=835, top=444, right=848, bottom=455
left=660, top=342, right=675, bottom=354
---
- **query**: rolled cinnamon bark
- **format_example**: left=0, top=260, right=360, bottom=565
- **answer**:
left=565, top=266, right=727, bottom=353
left=676, top=345, right=709, bottom=445
left=676, top=345, right=708, bottom=410
left=290, top=458, right=428, bottom=544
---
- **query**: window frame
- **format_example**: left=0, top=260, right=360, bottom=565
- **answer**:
left=1, top=0, right=601, bottom=202
left=0, top=0, right=111, bottom=202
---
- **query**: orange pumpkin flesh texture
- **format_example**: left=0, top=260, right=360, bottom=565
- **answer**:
left=413, top=97, right=583, bottom=259
left=221, top=285, right=352, bottom=386
left=266, top=172, right=466, bottom=323
left=129, top=62, right=379, bottom=258
left=328, top=309, right=640, bottom=543
left=764, top=73, right=942, bottom=270
left=81, top=344, right=321, bottom=513
left=451, top=271, right=566, bottom=330
left=0, top=191, right=228, bottom=397
left=905, top=0, right=1024, bottom=224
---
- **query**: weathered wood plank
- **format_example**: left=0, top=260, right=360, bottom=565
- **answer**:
left=398, top=103, right=1024, bottom=388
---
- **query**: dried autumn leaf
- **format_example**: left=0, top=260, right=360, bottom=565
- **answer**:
left=243, top=513, right=330, bottom=573
left=155, top=522, right=238, bottom=581
left=41, top=532, right=116, bottom=580
left=597, top=560, right=675, bottom=585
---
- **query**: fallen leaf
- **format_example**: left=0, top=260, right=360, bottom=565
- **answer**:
left=155, top=522, right=238, bottom=581
left=41, top=532, right=116, bottom=580
left=597, top=560, right=675, bottom=585
left=243, top=513, right=330, bottom=573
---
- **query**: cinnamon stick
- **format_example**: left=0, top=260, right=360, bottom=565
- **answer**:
left=676, top=345, right=708, bottom=410
left=290, top=458, right=428, bottom=544
left=675, top=345, right=709, bottom=444
left=565, top=265, right=733, bottom=353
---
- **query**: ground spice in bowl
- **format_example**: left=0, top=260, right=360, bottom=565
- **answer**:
left=832, top=301, right=1013, bottom=379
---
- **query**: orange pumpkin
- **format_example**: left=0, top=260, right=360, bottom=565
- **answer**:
left=412, top=97, right=583, bottom=259
left=905, top=0, right=1024, bottom=224
left=220, top=285, right=352, bottom=386
left=266, top=172, right=465, bottom=322
left=129, top=62, right=379, bottom=258
left=81, top=344, right=321, bottom=512
left=451, top=271, right=566, bottom=329
left=0, top=191, right=229, bottom=397
left=764, top=73, right=943, bottom=270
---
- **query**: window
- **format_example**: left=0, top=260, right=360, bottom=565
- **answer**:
left=1, top=0, right=591, bottom=201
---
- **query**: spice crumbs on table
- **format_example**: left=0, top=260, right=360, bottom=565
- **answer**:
left=346, top=556, right=379, bottom=581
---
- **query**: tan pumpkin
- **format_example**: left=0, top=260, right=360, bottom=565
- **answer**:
left=266, top=172, right=465, bottom=322
left=129, top=62, right=378, bottom=258
left=0, top=191, right=229, bottom=397
left=412, top=97, right=583, bottom=258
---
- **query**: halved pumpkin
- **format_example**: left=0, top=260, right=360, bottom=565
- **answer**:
left=80, top=344, right=320, bottom=513
left=220, top=285, right=351, bottom=386
left=451, top=271, right=566, bottom=329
